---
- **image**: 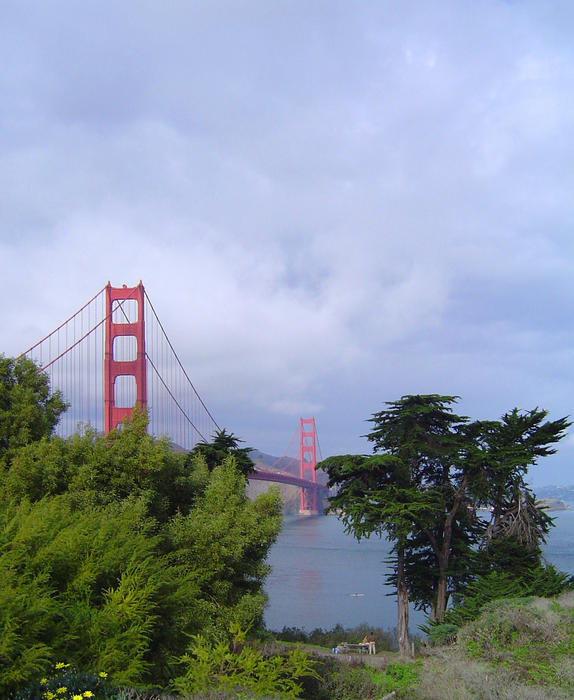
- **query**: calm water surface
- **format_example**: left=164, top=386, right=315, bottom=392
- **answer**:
left=263, top=508, right=574, bottom=633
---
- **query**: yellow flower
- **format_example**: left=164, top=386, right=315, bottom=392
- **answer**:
left=40, top=677, right=48, bottom=684
left=43, top=693, right=55, bottom=700
left=98, top=671, right=108, bottom=678
left=56, top=688, right=67, bottom=695
left=73, top=695, right=83, bottom=700
left=83, top=693, right=94, bottom=698
left=55, top=662, right=70, bottom=670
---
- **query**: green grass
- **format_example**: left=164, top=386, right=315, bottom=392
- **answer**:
left=365, top=661, right=420, bottom=696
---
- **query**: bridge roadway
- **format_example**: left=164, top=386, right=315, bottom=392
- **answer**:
left=248, top=469, right=329, bottom=492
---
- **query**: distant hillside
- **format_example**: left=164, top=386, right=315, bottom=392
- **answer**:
left=247, top=449, right=329, bottom=513
left=535, top=484, right=574, bottom=502
left=249, top=449, right=298, bottom=473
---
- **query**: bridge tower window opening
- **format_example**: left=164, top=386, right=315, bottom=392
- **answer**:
left=113, top=374, right=137, bottom=408
left=112, top=335, right=138, bottom=362
left=112, top=298, right=138, bottom=324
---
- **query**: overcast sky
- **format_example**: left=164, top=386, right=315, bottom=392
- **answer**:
left=1, top=1, right=573, bottom=485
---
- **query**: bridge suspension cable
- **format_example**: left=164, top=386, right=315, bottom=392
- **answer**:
left=18, top=282, right=218, bottom=449
left=144, top=291, right=219, bottom=445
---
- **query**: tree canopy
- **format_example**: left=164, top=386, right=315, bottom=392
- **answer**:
left=0, top=357, right=281, bottom=695
left=0, top=355, right=67, bottom=462
left=317, top=394, right=571, bottom=654
left=187, top=427, right=256, bottom=476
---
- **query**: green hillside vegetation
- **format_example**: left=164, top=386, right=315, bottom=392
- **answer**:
left=0, top=355, right=284, bottom=697
left=3, top=359, right=574, bottom=699
left=412, top=592, right=574, bottom=699
left=266, top=593, right=574, bottom=699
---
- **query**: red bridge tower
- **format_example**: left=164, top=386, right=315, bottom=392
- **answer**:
left=299, top=417, right=318, bottom=512
left=104, top=282, right=147, bottom=433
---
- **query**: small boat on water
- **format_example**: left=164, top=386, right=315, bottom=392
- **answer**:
left=350, top=593, right=365, bottom=597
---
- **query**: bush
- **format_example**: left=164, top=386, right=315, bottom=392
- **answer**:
left=10, top=662, right=116, bottom=700
left=171, top=625, right=318, bottom=699
left=0, top=415, right=282, bottom=695
left=456, top=595, right=574, bottom=691
left=444, top=565, right=574, bottom=629
left=423, top=623, right=459, bottom=647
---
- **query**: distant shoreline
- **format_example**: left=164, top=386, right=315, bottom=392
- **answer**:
left=537, top=498, right=571, bottom=511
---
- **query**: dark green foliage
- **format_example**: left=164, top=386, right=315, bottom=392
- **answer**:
left=0, top=366, right=282, bottom=696
left=172, top=625, right=318, bottom=699
left=318, top=394, right=571, bottom=638
left=300, top=658, right=385, bottom=700
left=390, top=501, right=482, bottom=613
left=444, top=566, right=574, bottom=629
left=318, top=395, right=476, bottom=652
left=423, top=623, right=459, bottom=646
left=441, top=408, right=573, bottom=629
left=0, top=355, right=67, bottom=462
left=364, top=395, right=479, bottom=622
left=3, top=408, right=207, bottom=522
left=188, top=428, right=255, bottom=476
left=465, top=408, right=569, bottom=552
left=11, top=663, right=117, bottom=700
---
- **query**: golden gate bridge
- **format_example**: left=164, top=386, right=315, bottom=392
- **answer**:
left=19, top=281, right=327, bottom=513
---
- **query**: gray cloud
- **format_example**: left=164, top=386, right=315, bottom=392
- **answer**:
left=1, top=0, right=573, bottom=484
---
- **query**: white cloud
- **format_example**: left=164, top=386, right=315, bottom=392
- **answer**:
left=1, top=0, right=574, bottom=483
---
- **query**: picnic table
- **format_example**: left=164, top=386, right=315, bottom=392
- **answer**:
left=334, top=642, right=370, bottom=654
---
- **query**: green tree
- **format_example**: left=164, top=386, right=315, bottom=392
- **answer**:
left=0, top=409, right=281, bottom=694
left=0, top=355, right=67, bottom=463
left=319, top=395, right=471, bottom=652
left=0, top=494, right=172, bottom=692
left=187, top=428, right=256, bottom=476
left=2, top=408, right=206, bottom=522
left=318, top=452, right=432, bottom=654
left=452, top=407, right=572, bottom=620
left=365, top=395, right=476, bottom=623
left=318, top=395, right=570, bottom=646
left=165, top=456, right=282, bottom=638
left=465, top=408, right=570, bottom=555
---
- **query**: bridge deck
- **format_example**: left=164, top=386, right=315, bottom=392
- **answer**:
left=248, top=469, right=328, bottom=490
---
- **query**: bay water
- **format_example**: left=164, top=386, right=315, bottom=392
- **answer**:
left=263, top=508, right=574, bottom=634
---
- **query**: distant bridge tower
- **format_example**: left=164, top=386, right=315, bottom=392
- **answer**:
left=299, top=417, right=318, bottom=512
left=104, top=282, right=147, bottom=433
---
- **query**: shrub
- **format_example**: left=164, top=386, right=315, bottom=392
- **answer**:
left=423, top=623, right=459, bottom=647
left=0, top=417, right=282, bottom=695
left=445, top=565, right=574, bottom=629
left=313, top=660, right=385, bottom=700
left=456, top=595, right=574, bottom=692
left=172, top=625, right=318, bottom=699
left=10, top=662, right=116, bottom=700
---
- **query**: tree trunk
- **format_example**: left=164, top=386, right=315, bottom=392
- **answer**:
left=429, top=480, right=467, bottom=621
left=434, top=572, right=448, bottom=622
left=396, top=545, right=411, bottom=656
